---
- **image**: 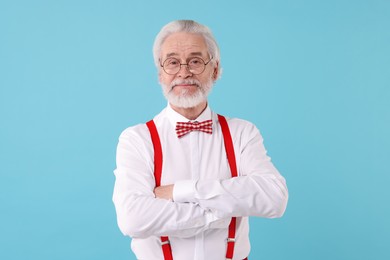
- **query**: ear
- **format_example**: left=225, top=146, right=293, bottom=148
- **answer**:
left=212, top=61, right=219, bottom=81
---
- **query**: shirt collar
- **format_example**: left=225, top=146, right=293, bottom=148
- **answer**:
left=166, top=103, right=212, bottom=127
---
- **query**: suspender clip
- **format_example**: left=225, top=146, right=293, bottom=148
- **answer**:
left=227, top=238, right=236, bottom=243
left=161, top=240, right=170, bottom=246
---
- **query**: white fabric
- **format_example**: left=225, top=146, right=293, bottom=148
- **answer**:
left=113, top=104, right=288, bottom=260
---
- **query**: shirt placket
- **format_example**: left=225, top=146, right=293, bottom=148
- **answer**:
left=190, top=128, right=204, bottom=260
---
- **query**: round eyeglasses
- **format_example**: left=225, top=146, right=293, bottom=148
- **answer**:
left=160, top=56, right=213, bottom=75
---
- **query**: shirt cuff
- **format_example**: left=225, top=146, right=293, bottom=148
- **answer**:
left=173, top=180, right=197, bottom=203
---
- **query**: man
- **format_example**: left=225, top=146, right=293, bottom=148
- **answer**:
left=113, top=20, right=288, bottom=260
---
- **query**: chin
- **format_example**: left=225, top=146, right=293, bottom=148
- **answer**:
left=167, top=91, right=207, bottom=108
left=161, top=80, right=213, bottom=108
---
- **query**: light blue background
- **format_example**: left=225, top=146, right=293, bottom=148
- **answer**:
left=1, top=0, right=389, bottom=259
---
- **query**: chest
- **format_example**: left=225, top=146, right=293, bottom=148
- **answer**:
left=159, top=131, right=235, bottom=185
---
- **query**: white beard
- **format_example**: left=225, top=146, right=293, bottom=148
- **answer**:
left=161, top=78, right=213, bottom=108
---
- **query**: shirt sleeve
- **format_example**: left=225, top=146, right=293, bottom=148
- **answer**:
left=112, top=127, right=229, bottom=239
left=173, top=120, right=289, bottom=219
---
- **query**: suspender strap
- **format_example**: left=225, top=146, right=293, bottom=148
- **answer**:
left=146, top=120, right=173, bottom=260
left=218, top=114, right=238, bottom=260
left=160, top=236, right=173, bottom=260
left=146, top=115, right=239, bottom=260
left=218, top=115, right=238, bottom=178
left=146, top=120, right=163, bottom=187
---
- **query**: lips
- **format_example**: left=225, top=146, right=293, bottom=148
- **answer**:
left=174, top=84, right=197, bottom=88
left=171, top=79, right=200, bottom=89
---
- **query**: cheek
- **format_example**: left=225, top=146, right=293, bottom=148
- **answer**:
left=200, top=71, right=215, bottom=83
left=159, top=73, right=173, bottom=85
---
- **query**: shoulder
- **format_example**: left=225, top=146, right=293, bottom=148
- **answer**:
left=226, top=117, right=256, bottom=129
left=216, top=114, right=263, bottom=143
left=217, top=114, right=259, bottom=133
left=118, top=108, right=167, bottom=143
left=118, top=123, right=152, bottom=147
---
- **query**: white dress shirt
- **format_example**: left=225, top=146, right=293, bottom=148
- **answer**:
left=113, top=104, right=288, bottom=260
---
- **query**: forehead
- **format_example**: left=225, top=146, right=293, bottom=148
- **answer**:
left=160, top=32, right=208, bottom=58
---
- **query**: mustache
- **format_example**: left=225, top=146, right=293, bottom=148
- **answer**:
left=170, top=79, right=201, bottom=89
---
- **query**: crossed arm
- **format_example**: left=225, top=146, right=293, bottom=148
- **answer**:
left=113, top=125, right=288, bottom=238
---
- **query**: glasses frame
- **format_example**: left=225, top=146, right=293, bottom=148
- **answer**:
left=160, top=56, right=213, bottom=75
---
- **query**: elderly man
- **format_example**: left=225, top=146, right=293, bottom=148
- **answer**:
left=113, top=20, right=288, bottom=260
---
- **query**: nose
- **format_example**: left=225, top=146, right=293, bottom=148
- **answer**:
left=177, top=64, right=193, bottom=78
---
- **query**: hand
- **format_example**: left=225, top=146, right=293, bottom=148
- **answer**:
left=154, top=184, right=174, bottom=200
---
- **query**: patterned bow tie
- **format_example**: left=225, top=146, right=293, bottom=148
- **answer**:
left=176, top=120, right=213, bottom=138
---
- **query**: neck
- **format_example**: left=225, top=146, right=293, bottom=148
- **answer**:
left=170, top=101, right=207, bottom=120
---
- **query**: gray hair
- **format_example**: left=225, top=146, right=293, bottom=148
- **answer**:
left=153, top=20, right=221, bottom=77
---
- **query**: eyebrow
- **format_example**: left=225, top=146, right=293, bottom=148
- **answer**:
left=165, top=52, right=205, bottom=58
left=188, top=52, right=204, bottom=57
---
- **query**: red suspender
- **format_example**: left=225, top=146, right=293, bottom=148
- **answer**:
left=146, top=115, right=238, bottom=260
left=218, top=114, right=238, bottom=178
left=146, top=120, right=173, bottom=260
left=218, top=114, right=238, bottom=260
left=146, top=120, right=163, bottom=187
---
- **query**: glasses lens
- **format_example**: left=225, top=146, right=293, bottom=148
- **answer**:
left=163, top=58, right=180, bottom=74
left=188, top=58, right=205, bottom=74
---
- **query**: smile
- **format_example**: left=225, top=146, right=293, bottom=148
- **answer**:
left=173, top=84, right=198, bottom=88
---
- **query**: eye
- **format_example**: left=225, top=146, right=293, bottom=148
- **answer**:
left=168, top=59, right=179, bottom=65
left=164, top=58, right=180, bottom=67
left=189, top=58, right=203, bottom=66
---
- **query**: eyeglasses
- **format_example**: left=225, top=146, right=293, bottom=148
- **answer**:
left=160, top=56, right=213, bottom=75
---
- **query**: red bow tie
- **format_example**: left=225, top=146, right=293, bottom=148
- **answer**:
left=176, top=120, right=213, bottom=138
